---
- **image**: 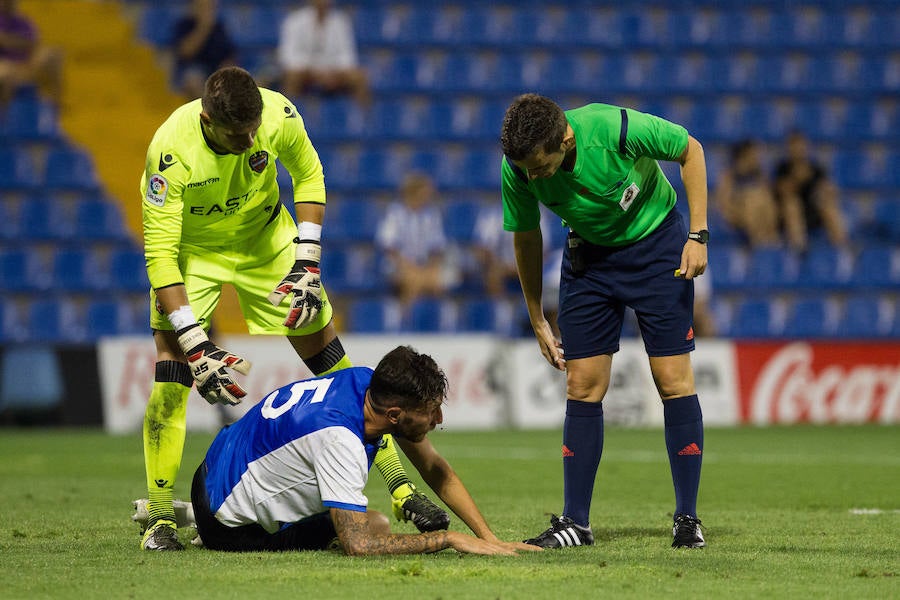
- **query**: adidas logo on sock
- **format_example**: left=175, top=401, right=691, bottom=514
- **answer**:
left=562, top=444, right=575, bottom=457
left=678, top=443, right=702, bottom=456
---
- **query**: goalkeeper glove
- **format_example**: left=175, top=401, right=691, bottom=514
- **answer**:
left=268, top=238, right=322, bottom=329
left=176, top=324, right=252, bottom=406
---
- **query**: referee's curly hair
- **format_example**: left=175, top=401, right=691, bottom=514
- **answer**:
left=500, top=93, right=568, bottom=161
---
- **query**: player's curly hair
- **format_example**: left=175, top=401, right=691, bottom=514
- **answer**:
left=202, top=66, right=263, bottom=127
left=500, top=93, right=567, bottom=160
left=369, top=346, right=448, bottom=413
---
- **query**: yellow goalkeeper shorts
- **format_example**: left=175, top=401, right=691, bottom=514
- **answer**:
left=149, top=210, right=332, bottom=336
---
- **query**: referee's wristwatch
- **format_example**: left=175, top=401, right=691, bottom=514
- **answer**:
left=688, top=229, right=710, bottom=244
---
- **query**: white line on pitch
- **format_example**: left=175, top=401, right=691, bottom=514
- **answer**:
left=849, top=508, right=900, bottom=515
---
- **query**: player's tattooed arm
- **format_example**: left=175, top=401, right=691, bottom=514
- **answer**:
left=331, top=508, right=450, bottom=555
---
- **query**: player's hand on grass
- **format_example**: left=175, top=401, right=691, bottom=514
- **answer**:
left=448, top=532, right=531, bottom=556
left=268, top=239, right=322, bottom=329
left=176, top=324, right=251, bottom=406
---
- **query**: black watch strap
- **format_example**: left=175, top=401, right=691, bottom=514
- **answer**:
left=688, top=230, right=710, bottom=244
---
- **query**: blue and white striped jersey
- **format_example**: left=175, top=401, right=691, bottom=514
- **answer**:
left=202, top=367, right=381, bottom=533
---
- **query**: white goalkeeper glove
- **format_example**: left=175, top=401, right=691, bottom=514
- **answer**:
left=176, top=324, right=252, bottom=406
left=268, top=238, right=322, bottom=329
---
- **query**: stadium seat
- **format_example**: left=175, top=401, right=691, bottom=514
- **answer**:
left=51, top=248, right=105, bottom=292
left=444, top=199, right=481, bottom=244
left=222, top=6, right=283, bottom=49
left=108, top=248, right=150, bottom=293
left=730, top=298, right=777, bottom=339
left=405, top=298, right=457, bottom=333
left=43, top=147, right=100, bottom=192
left=323, top=197, right=380, bottom=244
left=745, top=247, right=799, bottom=290
left=137, top=5, right=180, bottom=47
left=347, top=297, right=402, bottom=333
left=850, top=245, right=898, bottom=290
left=868, top=197, right=900, bottom=243
left=26, top=298, right=81, bottom=343
left=835, top=295, right=890, bottom=339
left=84, top=299, right=123, bottom=340
left=15, top=195, right=72, bottom=241
left=0, top=148, right=40, bottom=191
left=0, top=247, right=43, bottom=292
left=782, top=297, right=835, bottom=339
left=796, top=245, right=853, bottom=291
left=74, top=198, right=130, bottom=242
left=459, top=297, right=521, bottom=336
left=0, top=95, right=59, bottom=142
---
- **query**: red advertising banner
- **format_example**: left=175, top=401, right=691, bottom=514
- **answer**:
left=735, top=342, right=900, bottom=425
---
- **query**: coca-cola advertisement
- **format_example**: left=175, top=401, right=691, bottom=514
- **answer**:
left=736, top=342, right=900, bottom=425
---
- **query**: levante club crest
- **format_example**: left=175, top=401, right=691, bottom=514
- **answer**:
left=249, top=151, right=269, bottom=173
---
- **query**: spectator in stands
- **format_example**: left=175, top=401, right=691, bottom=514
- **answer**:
left=714, top=139, right=780, bottom=247
left=170, top=0, right=237, bottom=99
left=277, top=0, right=370, bottom=105
left=472, top=203, right=519, bottom=300
left=774, top=130, right=848, bottom=253
left=375, top=172, right=460, bottom=307
left=0, top=0, right=63, bottom=105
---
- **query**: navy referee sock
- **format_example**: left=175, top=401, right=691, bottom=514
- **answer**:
left=562, top=399, right=604, bottom=528
left=663, top=394, right=704, bottom=518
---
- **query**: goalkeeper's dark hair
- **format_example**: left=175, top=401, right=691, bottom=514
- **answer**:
left=369, top=346, right=447, bottom=413
left=202, top=66, right=263, bottom=127
left=500, top=93, right=568, bottom=161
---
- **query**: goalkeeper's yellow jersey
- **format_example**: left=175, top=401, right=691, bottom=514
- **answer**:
left=140, top=88, right=325, bottom=289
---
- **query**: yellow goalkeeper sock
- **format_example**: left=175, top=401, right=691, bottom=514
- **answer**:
left=374, top=434, right=415, bottom=500
left=143, top=379, right=189, bottom=525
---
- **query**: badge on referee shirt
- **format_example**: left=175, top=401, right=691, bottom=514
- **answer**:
left=619, top=182, right=639, bottom=211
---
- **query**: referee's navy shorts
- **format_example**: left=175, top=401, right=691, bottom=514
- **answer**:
left=191, top=462, right=338, bottom=552
left=557, top=208, right=696, bottom=359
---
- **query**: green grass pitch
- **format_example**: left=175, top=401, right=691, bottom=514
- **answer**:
left=0, top=425, right=897, bottom=599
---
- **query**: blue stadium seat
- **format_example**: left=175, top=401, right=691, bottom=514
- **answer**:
left=52, top=248, right=105, bottom=292
left=835, top=296, right=889, bottom=339
left=0, top=96, right=59, bottom=142
left=850, top=245, right=898, bottom=290
left=782, top=297, right=834, bottom=339
left=222, top=6, right=283, bottom=49
left=868, top=197, right=900, bottom=243
left=44, top=147, right=99, bottom=192
left=137, top=5, right=180, bottom=47
left=459, top=298, right=520, bottom=336
left=323, top=197, right=380, bottom=244
left=0, top=148, right=40, bottom=190
left=15, top=195, right=73, bottom=241
left=745, top=247, right=799, bottom=290
left=75, top=198, right=130, bottom=242
left=84, top=299, right=123, bottom=340
left=0, top=248, right=42, bottom=292
left=796, top=245, right=853, bottom=291
left=405, top=298, right=457, bottom=333
left=444, top=199, right=481, bottom=244
left=709, top=243, right=747, bottom=292
left=730, top=298, right=776, bottom=339
left=108, top=248, right=150, bottom=293
left=326, top=245, right=378, bottom=294
left=26, top=298, right=81, bottom=343
left=347, top=297, right=402, bottom=333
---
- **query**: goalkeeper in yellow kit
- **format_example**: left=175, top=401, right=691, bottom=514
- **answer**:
left=137, top=66, right=448, bottom=550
